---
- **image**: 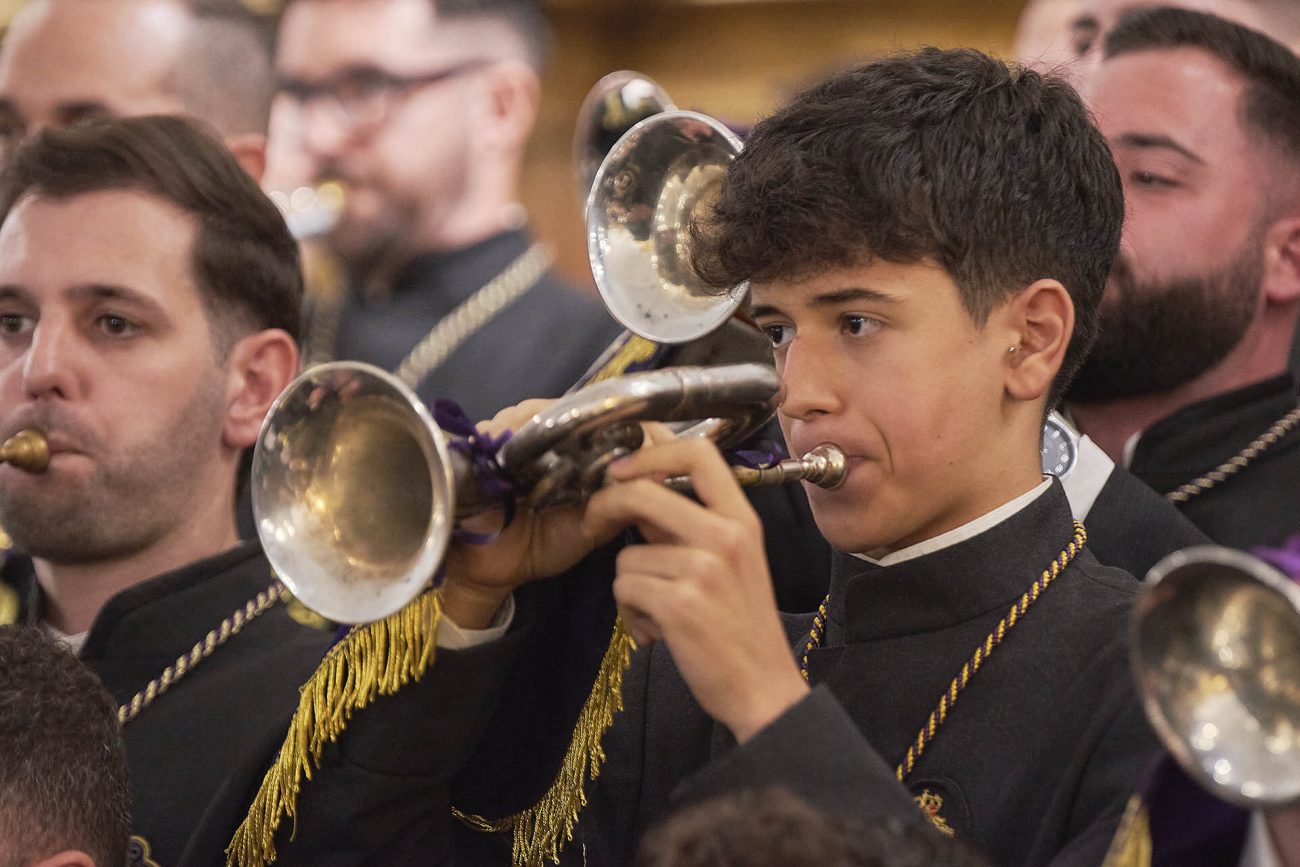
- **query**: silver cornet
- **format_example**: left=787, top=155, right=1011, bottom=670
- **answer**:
left=252, top=362, right=845, bottom=624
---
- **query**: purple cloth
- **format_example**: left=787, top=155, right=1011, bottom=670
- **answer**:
left=1144, top=754, right=1250, bottom=867
left=1255, top=535, right=1300, bottom=580
left=433, top=399, right=516, bottom=545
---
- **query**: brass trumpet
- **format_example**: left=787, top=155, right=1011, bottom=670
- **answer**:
left=252, top=361, right=846, bottom=624
left=0, top=429, right=49, bottom=473
left=1133, top=546, right=1300, bottom=807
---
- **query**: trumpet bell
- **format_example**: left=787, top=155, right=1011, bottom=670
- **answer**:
left=587, top=110, right=746, bottom=345
left=573, top=70, right=676, bottom=204
left=1134, top=546, right=1300, bottom=807
left=252, top=362, right=457, bottom=624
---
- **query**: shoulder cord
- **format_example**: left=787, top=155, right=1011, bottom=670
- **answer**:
left=1164, top=404, right=1300, bottom=504
left=117, top=581, right=286, bottom=725
left=305, top=244, right=554, bottom=390
left=800, top=522, right=1088, bottom=783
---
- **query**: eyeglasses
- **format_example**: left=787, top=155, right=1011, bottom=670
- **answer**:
left=277, top=59, right=490, bottom=133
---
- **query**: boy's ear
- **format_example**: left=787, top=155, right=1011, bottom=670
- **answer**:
left=1003, top=279, right=1073, bottom=402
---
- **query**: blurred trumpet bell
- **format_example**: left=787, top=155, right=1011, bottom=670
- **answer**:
left=1134, top=545, right=1300, bottom=807
left=573, top=70, right=676, bottom=202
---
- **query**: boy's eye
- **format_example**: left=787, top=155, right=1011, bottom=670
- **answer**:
left=97, top=314, right=139, bottom=337
left=0, top=313, right=32, bottom=335
left=842, top=315, right=878, bottom=336
left=762, top=323, right=793, bottom=348
left=1131, top=170, right=1177, bottom=189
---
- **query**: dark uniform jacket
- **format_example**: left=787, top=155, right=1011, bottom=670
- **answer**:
left=325, top=229, right=623, bottom=424
left=1127, top=375, right=1300, bottom=550
left=1085, top=465, right=1210, bottom=579
left=528, top=483, right=1159, bottom=867
left=7, top=544, right=333, bottom=866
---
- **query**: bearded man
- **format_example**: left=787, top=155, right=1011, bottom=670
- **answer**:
left=1064, top=6, right=1300, bottom=548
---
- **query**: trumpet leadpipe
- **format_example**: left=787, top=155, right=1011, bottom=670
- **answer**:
left=664, top=443, right=847, bottom=493
left=0, top=429, right=49, bottom=473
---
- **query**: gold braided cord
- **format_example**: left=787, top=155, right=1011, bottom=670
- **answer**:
left=118, top=582, right=287, bottom=725
left=1165, top=404, right=1300, bottom=504
left=895, top=521, right=1086, bottom=781
left=395, top=244, right=554, bottom=390
left=799, top=597, right=829, bottom=682
left=226, top=591, right=443, bottom=867
left=797, top=522, right=1087, bottom=789
left=453, top=616, right=637, bottom=867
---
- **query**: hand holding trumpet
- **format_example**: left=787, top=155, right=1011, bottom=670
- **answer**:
left=584, top=423, right=811, bottom=743
left=439, top=399, right=618, bottom=630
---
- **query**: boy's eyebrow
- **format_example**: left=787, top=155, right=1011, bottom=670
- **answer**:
left=751, top=287, right=897, bottom=319
left=1113, top=132, right=1204, bottom=165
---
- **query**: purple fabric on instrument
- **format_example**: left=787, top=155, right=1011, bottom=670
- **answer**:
left=728, top=439, right=789, bottom=469
left=1141, top=753, right=1250, bottom=867
left=433, top=399, right=516, bottom=545
left=1255, top=534, right=1300, bottom=580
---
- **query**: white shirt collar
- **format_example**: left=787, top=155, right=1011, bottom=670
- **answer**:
left=851, top=478, right=1053, bottom=567
left=1121, top=430, right=1141, bottom=469
left=42, top=620, right=88, bottom=655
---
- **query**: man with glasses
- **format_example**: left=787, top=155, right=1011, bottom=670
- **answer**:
left=273, top=0, right=620, bottom=424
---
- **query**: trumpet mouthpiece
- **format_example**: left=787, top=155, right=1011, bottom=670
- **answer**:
left=0, top=429, right=50, bottom=473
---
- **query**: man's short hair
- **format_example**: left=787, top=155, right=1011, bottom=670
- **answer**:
left=0, top=628, right=131, bottom=867
left=0, top=114, right=303, bottom=352
left=1106, top=7, right=1300, bottom=176
left=174, top=0, right=279, bottom=136
left=427, top=0, right=553, bottom=70
left=691, top=47, right=1124, bottom=407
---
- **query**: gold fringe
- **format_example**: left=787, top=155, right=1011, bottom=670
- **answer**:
left=453, top=616, right=637, bottom=866
left=226, top=591, right=443, bottom=867
left=584, top=336, right=660, bottom=386
left=1101, top=795, right=1153, bottom=867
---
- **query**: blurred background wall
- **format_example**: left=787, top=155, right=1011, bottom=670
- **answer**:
left=529, top=0, right=1028, bottom=286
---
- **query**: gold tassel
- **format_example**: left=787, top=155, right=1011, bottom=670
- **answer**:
left=226, top=591, right=443, bottom=867
left=453, top=617, right=637, bottom=866
left=1101, top=795, right=1153, bottom=867
left=584, top=336, right=660, bottom=386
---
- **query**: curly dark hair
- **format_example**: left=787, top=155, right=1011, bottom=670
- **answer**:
left=635, top=787, right=991, bottom=867
left=691, top=47, right=1124, bottom=406
left=0, top=627, right=131, bottom=867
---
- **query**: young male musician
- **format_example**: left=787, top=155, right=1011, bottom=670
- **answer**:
left=245, top=47, right=1159, bottom=867
left=541, top=47, right=1160, bottom=867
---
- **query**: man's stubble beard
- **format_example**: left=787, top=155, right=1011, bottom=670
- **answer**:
left=1066, top=242, right=1261, bottom=405
left=0, top=369, right=231, bottom=565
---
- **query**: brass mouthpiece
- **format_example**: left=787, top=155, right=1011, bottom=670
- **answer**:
left=0, top=429, right=50, bottom=473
